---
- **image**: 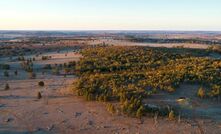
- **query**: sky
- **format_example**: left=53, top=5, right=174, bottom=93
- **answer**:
left=0, top=0, right=221, bottom=31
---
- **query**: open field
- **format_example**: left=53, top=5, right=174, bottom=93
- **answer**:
left=0, top=31, right=221, bottom=134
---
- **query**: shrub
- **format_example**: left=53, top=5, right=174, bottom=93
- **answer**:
left=52, top=68, right=60, bottom=75
left=198, top=87, right=206, bottom=98
left=43, top=64, right=52, bottom=69
left=37, top=92, right=42, bottom=99
left=106, top=103, right=115, bottom=114
left=0, top=64, right=10, bottom=70
left=4, top=83, right=10, bottom=90
left=136, top=106, right=144, bottom=118
left=64, top=68, right=71, bottom=74
left=42, top=56, right=51, bottom=60
left=4, top=71, right=9, bottom=77
left=168, top=110, right=175, bottom=120
left=29, top=72, right=36, bottom=79
left=209, top=85, right=220, bottom=97
left=38, top=81, right=45, bottom=87
left=14, top=70, right=18, bottom=76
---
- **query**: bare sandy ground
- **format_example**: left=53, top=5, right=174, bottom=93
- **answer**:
left=1, top=77, right=221, bottom=134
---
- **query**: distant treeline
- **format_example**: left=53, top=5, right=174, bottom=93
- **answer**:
left=128, top=37, right=221, bottom=45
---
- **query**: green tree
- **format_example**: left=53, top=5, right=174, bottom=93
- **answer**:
left=136, top=106, right=144, bottom=118
left=5, top=83, right=10, bottom=90
left=198, top=87, right=206, bottom=98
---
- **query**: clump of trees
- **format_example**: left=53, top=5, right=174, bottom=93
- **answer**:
left=73, top=46, right=221, bottom=117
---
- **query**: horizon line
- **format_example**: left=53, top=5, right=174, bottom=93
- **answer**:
left=1, top=29, right=221, bottom=32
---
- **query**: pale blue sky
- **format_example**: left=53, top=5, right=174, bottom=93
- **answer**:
left=0, top=0, right=221, bottom=30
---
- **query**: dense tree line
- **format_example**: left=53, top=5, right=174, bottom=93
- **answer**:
left=129, top=37, right=221, bottom=45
